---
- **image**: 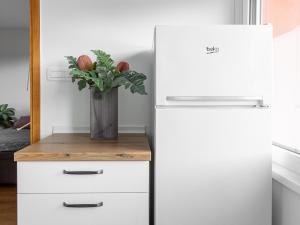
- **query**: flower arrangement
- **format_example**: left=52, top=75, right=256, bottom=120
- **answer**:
left=66, top=50, right=147, bottom=95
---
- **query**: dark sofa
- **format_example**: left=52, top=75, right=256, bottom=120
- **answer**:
left=0, top=128, right=30, bottom=184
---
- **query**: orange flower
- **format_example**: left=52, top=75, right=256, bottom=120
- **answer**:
left=77, top=55, right=93, bottom=71
left=116, top=61, right=130, bottom=72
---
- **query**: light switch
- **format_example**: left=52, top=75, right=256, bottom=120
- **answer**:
left=47, top=68, right=71, bottom=81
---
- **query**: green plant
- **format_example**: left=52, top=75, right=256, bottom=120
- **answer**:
left=66, top=50, right=147, bottom=95
left=0, top=104, right=16, bottom=128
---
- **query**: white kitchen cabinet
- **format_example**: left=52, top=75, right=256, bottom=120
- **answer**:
left=18, top=161, right=149, bottom=193
left=18, top=193, right=148, bottom=225
left=15, top=134, right=151, bottom=225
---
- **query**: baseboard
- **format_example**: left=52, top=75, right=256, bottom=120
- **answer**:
left=52, top=125, right=146, bottom=134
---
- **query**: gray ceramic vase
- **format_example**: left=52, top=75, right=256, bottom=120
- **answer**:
left=90, top=87, right=118, bottom=139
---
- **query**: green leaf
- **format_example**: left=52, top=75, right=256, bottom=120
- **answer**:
left=66, top=56, right=78, bottom=69
left=88, top=71, right=97, bottom=78
left=2, top=114, right=8, bottom=120
left=0, top=104, right=8, bottom=111
left=94, top=79, right=104, bottom=91
left=0, top=104, right=15, bottom=128
left=78, top=80, right=87, bottom=91
left=6, top=111, right=14, bottom=116
left=112, top=77, right=127, bottom=88
left=70, top=69, right=93, bottom=82
left=7, top=108, right=15, bottom=112
left=70, top=69, right=88, bottom=77
left=113, top=71, right=147, bottom=95
left=91, top=50, right=114, bottom=70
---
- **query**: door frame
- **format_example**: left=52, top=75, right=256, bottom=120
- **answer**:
left=30, top=0, right=40, bottom=143
left=234, top=0, right=262, bottom=24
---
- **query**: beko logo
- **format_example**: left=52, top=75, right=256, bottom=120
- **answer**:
left=206, top=46, right=219, bottom=54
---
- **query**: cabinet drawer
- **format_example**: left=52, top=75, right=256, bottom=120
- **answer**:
left=17, top=161, right=149, bottom=193
left=18, top=193, right=148, bottom=225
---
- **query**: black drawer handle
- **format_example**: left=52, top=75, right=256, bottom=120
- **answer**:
left=63, top=170, right=103, bottom=175
left=63, top=202, right=103, bottom=208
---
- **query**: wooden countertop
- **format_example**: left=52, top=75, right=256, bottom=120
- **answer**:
left=14, top=133, right=151, bottom=161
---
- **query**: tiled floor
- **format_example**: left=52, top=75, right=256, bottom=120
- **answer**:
left=0, top=185, right=16, bottom=225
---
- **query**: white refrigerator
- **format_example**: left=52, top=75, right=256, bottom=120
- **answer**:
left=154, top=25, right=272, bottom=225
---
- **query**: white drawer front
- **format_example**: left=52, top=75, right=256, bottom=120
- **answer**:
left=18, top=161, right=149, bottom=193
left=18, top=193, right=148, bottom=225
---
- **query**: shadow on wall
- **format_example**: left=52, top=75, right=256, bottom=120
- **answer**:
left=121, top=50, right=154, bottom=132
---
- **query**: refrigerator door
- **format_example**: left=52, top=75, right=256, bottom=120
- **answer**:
left=154, top=25, right=273, bottom=106
left=155, top=107, right=271, bottom=225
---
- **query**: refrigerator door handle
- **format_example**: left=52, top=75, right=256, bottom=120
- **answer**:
left=166, top=96, right=269, bottom=107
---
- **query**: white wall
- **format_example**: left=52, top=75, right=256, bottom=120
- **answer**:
left=273, top=180, right=300, bottom=225
left=40, top=0, right=236, bottom=138
left=0, top=29, right=29, bottom=117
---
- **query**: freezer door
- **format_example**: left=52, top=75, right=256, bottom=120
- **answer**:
left=155, top=108, right=271, bottom=225
left=154, top=25, right=273, bottom=106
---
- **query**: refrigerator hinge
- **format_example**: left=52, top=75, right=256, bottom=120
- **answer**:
left=256, top=99, right=269, bottom=108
